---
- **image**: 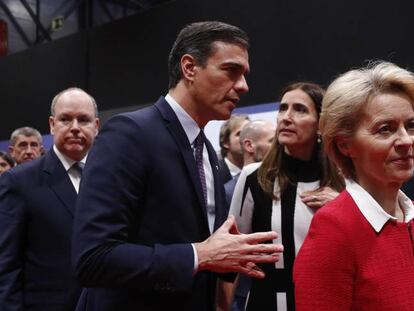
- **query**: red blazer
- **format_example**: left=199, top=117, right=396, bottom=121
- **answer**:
left=294, top=190, right=414, bottom=310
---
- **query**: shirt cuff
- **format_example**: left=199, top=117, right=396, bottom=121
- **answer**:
left=191, top=243, right=199, bottom=274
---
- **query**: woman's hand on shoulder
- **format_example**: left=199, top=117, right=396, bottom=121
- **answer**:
left=300, top=187, right=340, bottom=209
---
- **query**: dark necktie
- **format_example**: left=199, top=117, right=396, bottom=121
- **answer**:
left=72, top=162, right=84, bottom=176
left=194, top=131, right=207, bottom=206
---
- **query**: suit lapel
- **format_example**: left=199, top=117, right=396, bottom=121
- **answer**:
left=205, top=140, right=226, bottom=231
left=155, top=98, right=209, bottom=226
left=43, top=149, right=77, bottom=217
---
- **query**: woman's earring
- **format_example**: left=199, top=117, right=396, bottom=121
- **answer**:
left=317, top=134, right=322, bottom=144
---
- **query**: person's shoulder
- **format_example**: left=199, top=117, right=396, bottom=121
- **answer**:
left=7, top=154, right=46, bottom=177
left=241, top=162, right=261, bottom=176
left=116, top=104, right=158, bottom=123
left=0, top=154, right=48, bottom=190
left=100, top=104, right=161, bottom=136
left=320, top=190, right=355, bottom=213
left=312, top=190, right=359, bottom=229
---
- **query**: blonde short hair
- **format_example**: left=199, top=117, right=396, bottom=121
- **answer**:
left=320, top=61, right=414, bottom=179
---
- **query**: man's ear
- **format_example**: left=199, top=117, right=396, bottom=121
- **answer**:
left=94, top=118, right=100, bottom=136
left=243, top=138, right=254, bottom=153
left=180, top=54, right=197, bottom=82
left=335, top=136, right=352, bottom=157
left=49, top=116, right=55, bottom=135
left=222, top=141, right=230, bottom=151
left=8, top=145, right=14, bottom=156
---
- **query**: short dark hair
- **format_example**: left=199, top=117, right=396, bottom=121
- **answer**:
left=0, top=151, right=15, bottom=167
left=168, top=21, right=249, bottom=89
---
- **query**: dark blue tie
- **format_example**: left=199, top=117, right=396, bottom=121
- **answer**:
left=194, top=131, right=207, bottom=206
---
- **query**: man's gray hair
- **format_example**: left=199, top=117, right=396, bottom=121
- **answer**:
left=10, top=126, right=43, bottom=146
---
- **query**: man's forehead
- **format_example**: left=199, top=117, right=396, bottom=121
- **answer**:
left=54, top=100, right=95, bottom=115
left=16, top=135, right=39, bottom=142
left=16, top=135, right=40, bottom=144
left=210, top=41, right=248, bottom=57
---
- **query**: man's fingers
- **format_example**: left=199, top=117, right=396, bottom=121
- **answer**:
left=238, top=262, right=266, bottom=279
left=242, top=253, right=282, bottom=264
left=244, top=243, right=284, bottom=254
left=216, top=215, right=236, bottom=233
left=223, top=246, right=283, bottom=263
left=228, top=218, right=241, bottom=235
left=242, top=231, right=278, bottom=244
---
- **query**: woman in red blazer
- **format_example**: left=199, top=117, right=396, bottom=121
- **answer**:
left=294, top=61, right=414, bottom=310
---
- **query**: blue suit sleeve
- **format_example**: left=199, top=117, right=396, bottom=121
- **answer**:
left=72, top=115, right=195, bottom=293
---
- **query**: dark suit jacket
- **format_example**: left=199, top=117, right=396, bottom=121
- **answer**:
left=0, top=149, right=81, bottom=311
left=224, top=173, right=240, bottom=212
left=401, top=177, right=414, bottom=199
left=219, top=158, right=232, bottom=184
left=72, top=97, right=228, bottom=311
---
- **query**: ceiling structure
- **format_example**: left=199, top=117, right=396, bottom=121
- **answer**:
left=0, top=0, right=171, bottom=56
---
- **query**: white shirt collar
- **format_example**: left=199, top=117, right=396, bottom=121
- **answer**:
left=224, top=157, right=242, bottom=177
left=165, top=94, right=201, bottom=145
left=53, top=145, right=87, bottom=172
left=346, top=179, right=414, bottom=232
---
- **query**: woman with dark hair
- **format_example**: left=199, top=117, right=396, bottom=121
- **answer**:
left=0, top=151, right=15, bottom=175
left=226, top=82, right=345, bottom=311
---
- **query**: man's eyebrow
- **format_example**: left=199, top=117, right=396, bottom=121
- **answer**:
left=222, top=61, right=250, bottom=74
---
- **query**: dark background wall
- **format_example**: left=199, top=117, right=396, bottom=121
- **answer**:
left=1, top=0, right=414, bottom=140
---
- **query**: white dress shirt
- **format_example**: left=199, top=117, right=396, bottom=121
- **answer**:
left=53, top=145, right=87, bottom=194
left=224, top=157, right=242, bottom=177
left=165, top=94, right=217, bottom=273
left=346, top=179, right=414, bottom=232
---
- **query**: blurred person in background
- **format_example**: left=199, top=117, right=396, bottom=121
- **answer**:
left=221, top=82, right=344, bottom=311
left=221, top=119, right=276, bottom=311
left=224, top=119, right=276, bottom=208
left=218, top=115, right=250, bottom=183
left=8, top=126, right=43, bottom=164
left=0, top=151, right=15, bottom=175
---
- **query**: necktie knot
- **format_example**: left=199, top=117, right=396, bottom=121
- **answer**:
left=72, top=162, right=84, bottom=176
left=194, top=130, right=205, bottom=149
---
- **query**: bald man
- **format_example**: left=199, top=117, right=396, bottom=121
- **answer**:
left=0, top=88, right=99, bottom=310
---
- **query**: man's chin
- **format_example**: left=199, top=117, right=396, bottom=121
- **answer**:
left=217, top=109, right=233, bottom=120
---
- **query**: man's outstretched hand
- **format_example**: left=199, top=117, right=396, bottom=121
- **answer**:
left=194, top=215, right=283, bottom=279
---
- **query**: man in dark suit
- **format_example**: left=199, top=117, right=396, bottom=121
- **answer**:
left=0, top=88, right=99, bottom=310
left=72, top=21, right=283, bottom=311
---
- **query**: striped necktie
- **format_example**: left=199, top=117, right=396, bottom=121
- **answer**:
left=194, top=131, right=207, bottom=206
